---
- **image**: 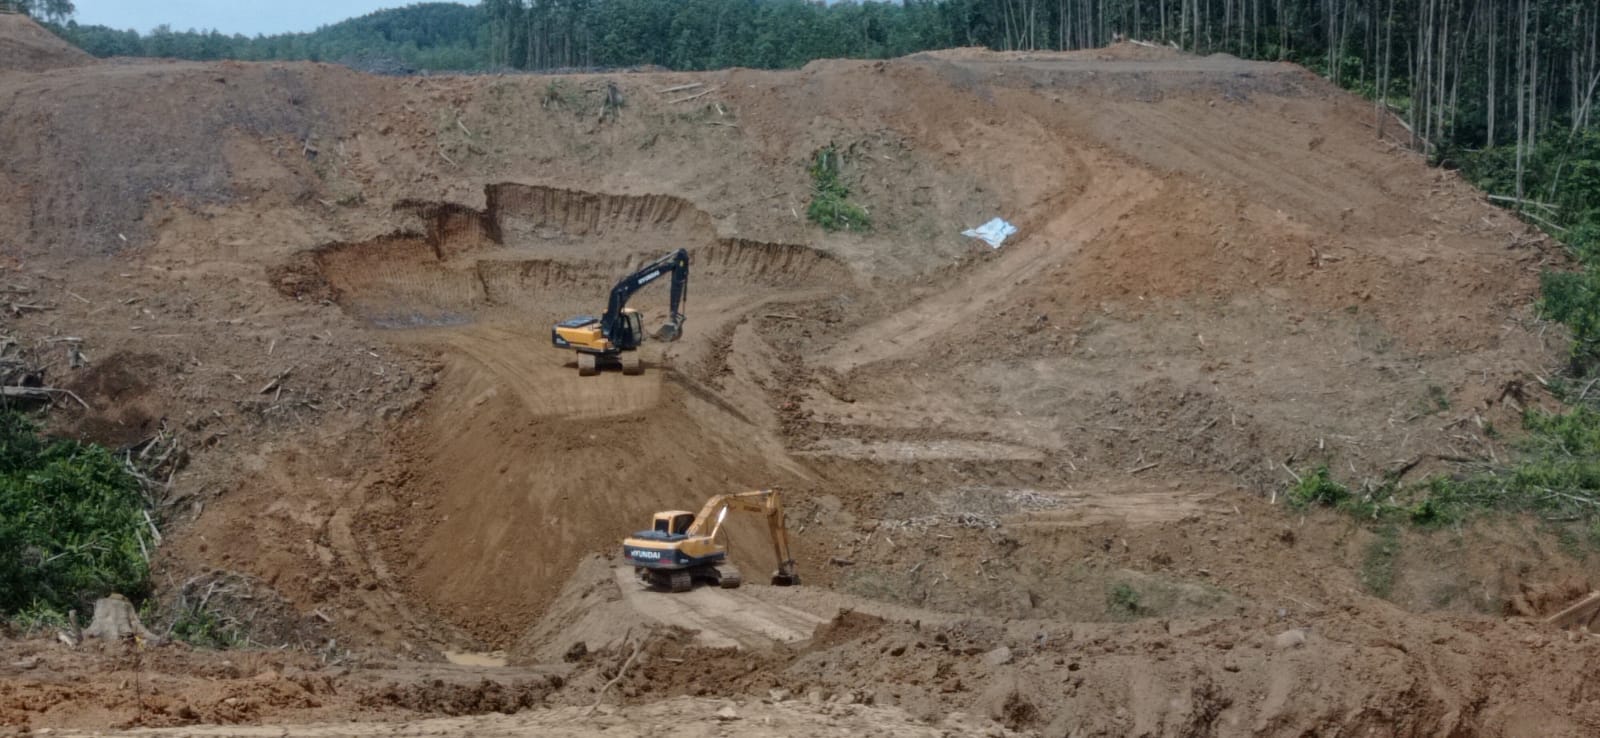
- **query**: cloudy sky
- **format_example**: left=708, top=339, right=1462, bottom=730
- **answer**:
left=71, top=1, right=465, bottom=36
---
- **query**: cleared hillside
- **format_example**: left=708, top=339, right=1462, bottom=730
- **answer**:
left=0, top=14, right=1591, bottom=737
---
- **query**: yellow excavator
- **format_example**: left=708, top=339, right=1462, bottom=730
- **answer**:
left=551, top=249, right=688, bottom=376
left=622, top=489, right=801, bottom=592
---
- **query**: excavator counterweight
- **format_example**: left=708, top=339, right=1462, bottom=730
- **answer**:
left=621, top=489, right=800, bottom=592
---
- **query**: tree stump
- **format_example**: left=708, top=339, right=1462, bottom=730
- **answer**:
left=81, top=594, right=158, bottom=643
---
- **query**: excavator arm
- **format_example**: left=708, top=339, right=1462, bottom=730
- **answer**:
left=602, top=248, right=689, bottom=347
left=688, top=489, right=800, bottom=586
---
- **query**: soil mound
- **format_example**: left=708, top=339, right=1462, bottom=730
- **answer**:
left=0, top=14, right=90, bottom=72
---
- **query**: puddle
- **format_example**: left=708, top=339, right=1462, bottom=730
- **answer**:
left=443, top=650, right=509, bottom=667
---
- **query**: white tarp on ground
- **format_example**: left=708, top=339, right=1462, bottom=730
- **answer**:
left=961, top=217, right=1017, bottom=249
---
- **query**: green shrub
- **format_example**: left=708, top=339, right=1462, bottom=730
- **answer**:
left=1291, top=408, right=1600, bottom=531
left=1462, top=130, right=1600, bottom=369
left=7, top=600, right=71, bottom=634
left=1522, top=405, right=1600, bottom=455
left=806, top=144, right=871, bottom=232
left=1568, top=221, right=1600, bottom=263
left=1286, top=465, right=1350, bottom=509
left=1539, top=267, right=1600, bottom=367
left=1405, top=484, right=1461, bottom=526
left=0, top=411, right=150, bottom=615
left=168, top=605, right=245, bottom=649
left=1106, top=582, right=1142, bottom=616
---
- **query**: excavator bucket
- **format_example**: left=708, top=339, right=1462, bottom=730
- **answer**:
left=653, top=320, right=683, bottom=342
left=771, top=559, right=800, bottom=586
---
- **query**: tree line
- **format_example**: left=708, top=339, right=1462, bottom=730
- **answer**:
left=2, top=0, right=72, bottom=23
left=47, top=3, right=486, bottom=73
left=485, top=0, right=1599, bottom=252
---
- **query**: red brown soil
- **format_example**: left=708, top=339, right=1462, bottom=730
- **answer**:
left=0, top=12, right=1594, bottom=736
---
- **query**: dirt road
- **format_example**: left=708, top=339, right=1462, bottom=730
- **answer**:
left=612, top=568, right=825, bottom=650
left=47, top=698, right=1013, bottom=738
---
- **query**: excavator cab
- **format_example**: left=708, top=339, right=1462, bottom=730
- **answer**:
left=617, top=308, right=645, bottom=351
left=652, top=510, right=696, bottom=537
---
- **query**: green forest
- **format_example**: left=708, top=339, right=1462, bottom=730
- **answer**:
left=41, top=3, right=488, bottom=71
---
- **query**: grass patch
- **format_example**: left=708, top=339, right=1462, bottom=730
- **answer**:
left=167, top=604, right=246, bottom=649
left=1539, top=264, right=1600, bottom=370
left=1105, top=581, right=1143, bottom=617
left=0, top=411, right=150, bottom=617
left=1461, top=132, right=1600, bottom=371
left=806, top=144, right=871, bottom=232
left=1286, top=406, right=1600, bottom=530
left=1425, top=384, right=1450, bottom=413
left=1436, top=136, right=1600, bottom=539
left=541, top=80, right=575, bottom=109
left=1285, top=465, right=1350, bottom=509
left=7, top=600, right=71, bottom=635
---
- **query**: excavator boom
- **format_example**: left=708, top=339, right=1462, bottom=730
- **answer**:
left=602, top=248, right=688, bottom=344
left=687, top=490, right=800, bottom=585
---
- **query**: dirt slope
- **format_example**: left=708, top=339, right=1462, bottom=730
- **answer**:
left=0, top=19, right=1590, bottom=735
left=0, top=14, right=89, bottom=72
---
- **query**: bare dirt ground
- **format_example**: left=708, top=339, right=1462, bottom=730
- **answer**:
left=0, top=13, right=88, bottom=72
left=2, top=14, right=1596, bottom=737
left=46, top=698, right=1020, bottom=738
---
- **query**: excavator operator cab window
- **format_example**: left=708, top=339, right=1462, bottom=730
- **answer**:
left=623, top=310, right=644, bottom=346
left=652, top=512, right=696, bottom=536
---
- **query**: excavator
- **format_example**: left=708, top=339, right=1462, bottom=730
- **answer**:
left=622, top=489, right=801, bottom=592
left=551, top=249, right=688, bottom=376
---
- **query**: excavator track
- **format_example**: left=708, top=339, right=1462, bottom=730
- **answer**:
left=715, top=564, right=743, bottom=589
left=621, top=351, right=643, bottom=375
left=669, top=570, right=693, bottom=593
left=577, top=352, right=598, bottom=377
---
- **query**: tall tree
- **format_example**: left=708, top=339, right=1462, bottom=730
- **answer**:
left=10, top=0, right=74, bottom=22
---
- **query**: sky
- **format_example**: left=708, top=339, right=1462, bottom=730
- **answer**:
left=70, top=1, right=467, bottom=36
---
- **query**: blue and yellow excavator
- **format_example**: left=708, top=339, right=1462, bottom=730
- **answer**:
left=622, top=489, right=801, bottom=592
left=551, top=249, right=688, bottom=376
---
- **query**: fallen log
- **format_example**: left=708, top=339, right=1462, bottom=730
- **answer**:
left=1, top=385, right=90, bottom=410
left=1546, top=591, right=1600, bottom=631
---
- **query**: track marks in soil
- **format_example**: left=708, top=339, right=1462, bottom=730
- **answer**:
left=47, top=698, right=1009, bottom=737
left=433, top=324, right=663, bottom=421
left=612, top=568, right=825, bottom=650
left=822, top=150, right=1160, bottom=373
left=1005, top=486, right=1229, bottom=528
